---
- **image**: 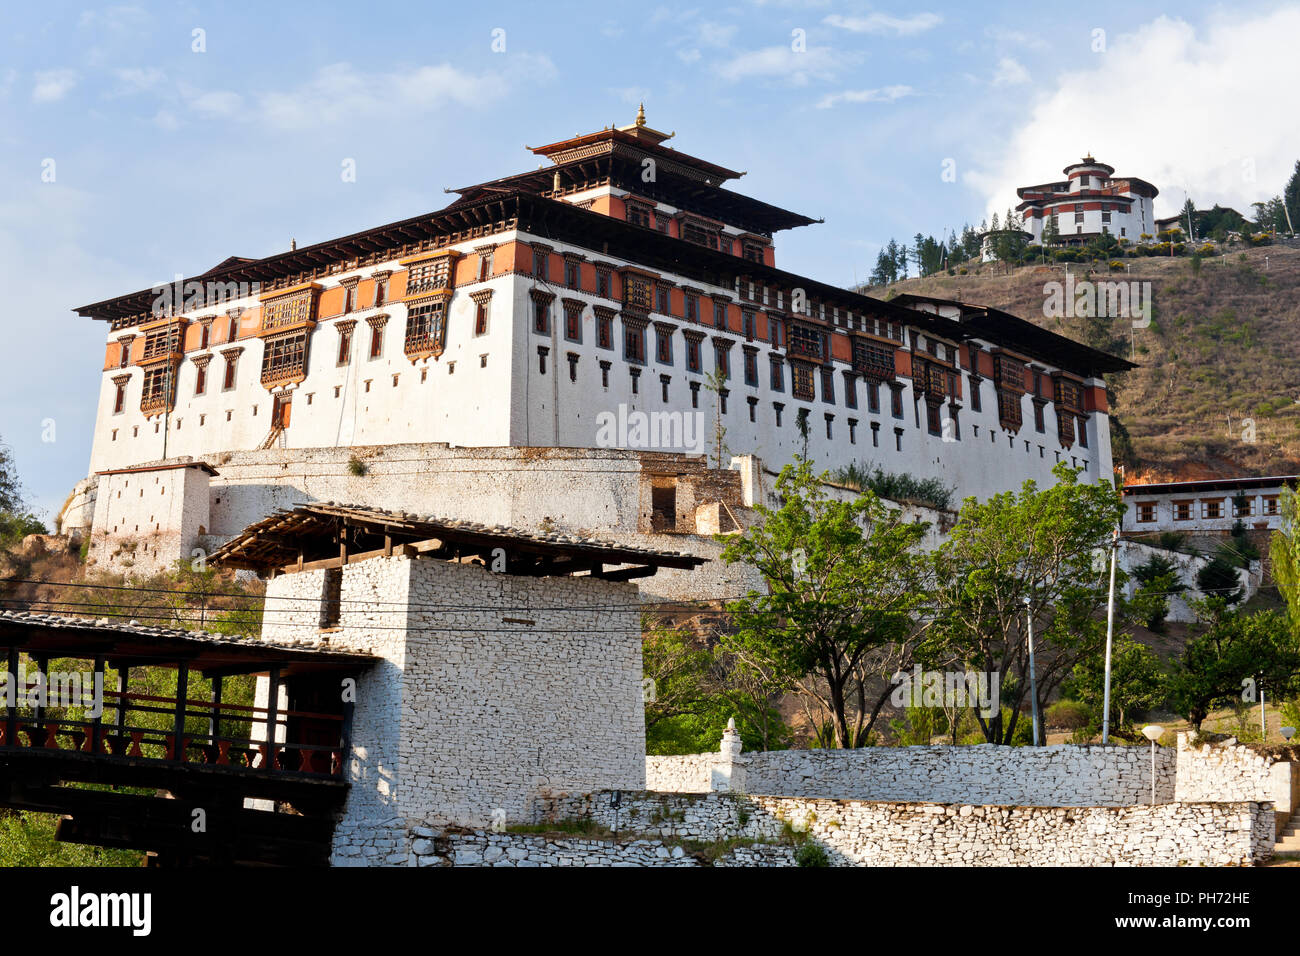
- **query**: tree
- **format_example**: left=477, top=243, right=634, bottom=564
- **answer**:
left=1062, top=633, right=1167, bottom=739
left=1181, top=197, right=1197, bottom=240
left=1271, top=486, right=1300, bottom=637
left=1167, top=605, right=1300, bottom=730
left=869, top=248, right=895, bottom=286
left=926, top=463, right=1127, bottom=744
left=1196, top=555, right=1243, bottom=604
left=0, top=437, right=46, bottom=547
left=1131, top=553, right=1186, bottom=631
left=702, top=367, right=729, bottom=469
left=1041, top=214, right=1059, bottom=253
left=719, top=457, right=931, bottom=748
left=1284, top=159, right=1300, bottom=234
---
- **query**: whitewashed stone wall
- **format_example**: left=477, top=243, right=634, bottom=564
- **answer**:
left=87, top=464, right=212, bottom=576
left=1175, top=734, right=1297, bottom=829
left=412, top=831, right=796, bottom=867
left=648, top=744, right=1177, bottom=806
left=397, top=559, right=644, bottom=829
left=416, top=791, right=1272, bottom=866
left=261, top=554, right=646, bottom=865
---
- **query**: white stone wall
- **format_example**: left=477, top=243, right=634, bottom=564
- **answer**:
left=87, top=465, right=211, bottom=576
left=261, top=554, right=645, bottom=864
left=396, top=559, right=644, bottom=829
left=1175, top=734, right=1297, bottom=827
left=412, top=791, right=1271, bottom=866
left=647, top=744, right=1177, bottom=806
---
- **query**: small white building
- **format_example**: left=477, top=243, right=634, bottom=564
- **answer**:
left=1122, top=475, right=1296, bottom=535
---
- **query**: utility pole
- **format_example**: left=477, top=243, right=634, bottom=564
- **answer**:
left=1102, top=526, right=1119, bottom=743
left=1025, top=595, right=1040, bottom=746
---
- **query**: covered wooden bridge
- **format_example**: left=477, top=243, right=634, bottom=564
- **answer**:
left=0, top=610, right=377, bottom=865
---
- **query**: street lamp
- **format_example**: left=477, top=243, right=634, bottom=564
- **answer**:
left=1142, top=725, right=1163, bottom=806
left=1282, top=726, right=1296, bottom=742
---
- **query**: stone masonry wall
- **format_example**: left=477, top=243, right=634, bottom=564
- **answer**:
left=256, top=554, right=645, bottom=865
left=648, top=744, right=1177, bottom=806
left=397, top=559, right=644, bottom=830
left=1175, top=734, right=1297, bottom=833
left=408, top=791, right=1272, bottom=866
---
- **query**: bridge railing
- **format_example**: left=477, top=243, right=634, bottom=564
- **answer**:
left=1, top=688, right=346, bottom=777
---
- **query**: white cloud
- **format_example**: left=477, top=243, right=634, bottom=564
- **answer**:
left=984, top=26, right=1049, bottom=52
left=715, top=45, right=851, bottom=85
left=816, top=85, right=915, bottom=109
left=991, top=57, right=1030, bottom=86
left=823, top=12, right=942, bottom=36
left=189, top=90, right=244, bottom=116
left=111, top=67, right=166, bottom=96
left=697, top=21, right=738, bottom=47
left=151, top=56, right=555, bottom=132
left=32, top=69, right=78, bottom=103
left=968, top=11, right=1300, bottom=221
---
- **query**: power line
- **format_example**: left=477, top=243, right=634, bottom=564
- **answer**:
left=0, top=576, right=749, bottom=613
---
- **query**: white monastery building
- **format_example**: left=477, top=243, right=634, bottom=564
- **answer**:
left=68, top=110, right=1132, bottom=573
left=1122, top=475, right=1297, bottom=535
left=1017, top=156, right=1159, bottom=245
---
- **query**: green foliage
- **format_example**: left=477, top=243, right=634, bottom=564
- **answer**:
left=347, top=455, right=368, bottom=477
left=720, top=457, right=931, bottom=749
left=0, top=436, right=46, bottom=547
left=925, top=463, right=1128, bottom=745
left=643, top=618, right=791, bottom=754
left=830, top=464, right=953, bottom=511
left=1131, top=553, right=1186, bottom=630
left=888, top=705, right=944, bottom=745
left=795, top=842, right=830, bottom=867
left=1061, top=634, right=1168, bottom=738
left=1168, top=606, right=1300, bottom=729
left=1197, top=555, right=1243, bottom=604
left=0, top=811, right=141, bottom=867
left=1045, top=699, right=1091, bottom=731
left=1156, top=531, right=1189, bottom=553
left=1273, top=487, right=1300, bottom=638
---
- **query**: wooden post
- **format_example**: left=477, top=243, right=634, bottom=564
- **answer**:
left=209, top=675, right=223, bottom=743
left=90, top=656, right=105, bottom=755
left=4, top=648, right=16, bottom=747
left=33, top=656, right=47, bottom=730
left=115, top=665, right=128, bottom=741
left=172, top=663, right=188, bottom=761
left=338, top=673, right=355, bottom=778
left=265, top=666, right=281, bottom=771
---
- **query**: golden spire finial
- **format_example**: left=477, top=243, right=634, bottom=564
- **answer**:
left=636, top=102, right=646, bottom=127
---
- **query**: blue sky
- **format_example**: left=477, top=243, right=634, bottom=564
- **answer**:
left=2, top=0, right=1298, bottom=518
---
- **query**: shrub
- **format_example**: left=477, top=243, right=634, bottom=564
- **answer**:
left=795, top=842, right=830, bottom=867
left=1046, top=699, right=1091, bottom=730
left=1197, top=555, right=1243, bottom=603
left=1108, top=260, right=1125, bottom=271
left=831, top=464, right=954, bottom=511
left=347, top=455, right=368, bottom=477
